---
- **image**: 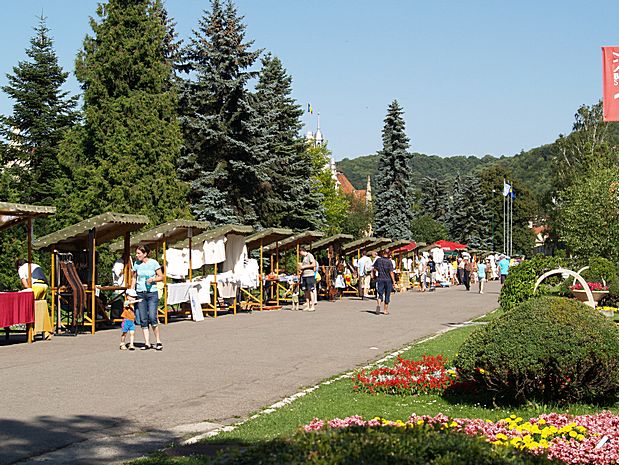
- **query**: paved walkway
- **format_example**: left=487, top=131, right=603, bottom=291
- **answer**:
left=0, top=281, right=501, bottom=464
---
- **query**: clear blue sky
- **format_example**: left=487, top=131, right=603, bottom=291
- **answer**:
left=1, top=1, right=617, bottom=161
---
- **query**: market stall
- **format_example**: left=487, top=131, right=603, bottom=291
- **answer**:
left=310, top=234, right=354, bottom=300
left=0, top=202, right=56, bottom=343
left=244, top=228, right=294, bottom=310
left=261, top=230, right=324, bottom=306
left=175, top=224, right=253, bottom=318
left=34, top=212, right=149, bottom=334
left=109, top=219, right=210, bottom=324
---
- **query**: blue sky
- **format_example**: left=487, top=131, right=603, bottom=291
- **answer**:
left=1, top=1, right=617, bottom=161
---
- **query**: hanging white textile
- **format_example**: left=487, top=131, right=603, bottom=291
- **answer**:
left=193, top=277, right=212, bottom=304
left=431, top=247, right=444, bottom=265
left=203, top=236, right=226, bottom=264
left=166, top=248, right=189, bottom=279
left=215, top=270, right=239, bottom=298
left=222, top=234, right=247, bottom=275
left=184, top=247, right=205, bottom=269
left=166, top=282, right=194, bottom=305
left=238, top=258, right=259, bottom=288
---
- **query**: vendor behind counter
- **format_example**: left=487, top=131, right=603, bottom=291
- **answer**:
left=16, top=259, right=48, bottom=300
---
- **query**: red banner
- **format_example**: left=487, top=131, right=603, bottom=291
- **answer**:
left=602, top=47, right=619, bottom=121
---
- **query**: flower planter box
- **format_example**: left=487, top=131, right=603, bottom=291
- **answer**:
left=572, top=289, right=609, bottom=304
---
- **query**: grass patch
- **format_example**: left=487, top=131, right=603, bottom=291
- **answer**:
left=131, top=308, right=619, bottom=464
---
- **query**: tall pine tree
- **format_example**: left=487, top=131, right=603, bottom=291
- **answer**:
left=0, top=15, right=77, bottom=206
left=373, top=100, right=414, bottom=240
left=69, top=0, right=188, bottom=223
left=253, top=54, right=324, bottom=230
left=178, top=0, right=265, bottom=226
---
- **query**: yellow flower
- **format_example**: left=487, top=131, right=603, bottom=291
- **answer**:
left=496, top=433, right=509, bottom=440
left=577, top=434, right=585, bottom=441
left=417, top=419, right=424, bottom=425
left=537, top=419, right=546, bottom=425
left=450, top=421, right=458, bottom=427
left=539, top=439, right=549, bottom=448
left=569, top=431, right=578, bottom=438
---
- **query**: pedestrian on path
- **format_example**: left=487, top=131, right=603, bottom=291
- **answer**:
left=477, top=259, right=488, bottom=294
left=356, top=250, right=373, bottom=300
left=298, top=245, right=317, bottom=311
left=373, top=249, right=396, bottom=315
left=462, top=255, right=472, bottom=291
left=132, top=245, right=164, bottom=350
left=498, top=254, right=510, bottom=284
left=119, top=289, right=138, bottom=350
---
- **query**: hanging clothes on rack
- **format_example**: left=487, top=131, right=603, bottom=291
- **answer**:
left=203, top=236, right=226, bottom=264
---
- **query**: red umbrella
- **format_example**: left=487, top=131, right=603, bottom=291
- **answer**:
left=433, top=240, right=467, bottom=251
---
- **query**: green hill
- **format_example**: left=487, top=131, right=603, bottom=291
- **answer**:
left=337, top=147, right=555, bottom=200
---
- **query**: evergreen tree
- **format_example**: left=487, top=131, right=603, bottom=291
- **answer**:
left=0, top=16, right=78, bottom=205
left=373, top=100, right=414, bottom=239
left=253, top=54, right=324, bottom=229
left=418, top=176, right=449, bottom=222
left=70, top=0, right=188, bottom=223
left=178, top=0, right=264, bottom=225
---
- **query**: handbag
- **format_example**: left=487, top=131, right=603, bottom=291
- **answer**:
left=315, top=271, right=322, bottom=283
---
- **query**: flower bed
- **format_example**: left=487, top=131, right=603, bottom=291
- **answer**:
left=304, top=412, right=619, bottom=464
left=352, top=354, right=457, bottom=395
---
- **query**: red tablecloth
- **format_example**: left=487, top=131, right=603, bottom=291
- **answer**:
left=0, top=292, right=35, bottom=327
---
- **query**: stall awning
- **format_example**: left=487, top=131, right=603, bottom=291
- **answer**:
left=245, top=228, right=294, bottom=252
left=0, top=202, right=56, bottom=232
left=176, top=224, right=254, bottom=248
left=433, top=240, right=468, bottom=251
left=108, top=219, right=210, bottom=252
left=391, top=241, right=419, bottom=254
left=262, top=230, right=325, bottom=253
left=33, top=212, right=150, bottom=250
left=341, top=237, right=378, bottom=255
left=311, top=233, right=354, bottom=251
left=364, top=237, right=392, bottom=253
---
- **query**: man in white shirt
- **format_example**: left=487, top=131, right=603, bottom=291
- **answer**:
left=356, top=250, right=373, bottom=300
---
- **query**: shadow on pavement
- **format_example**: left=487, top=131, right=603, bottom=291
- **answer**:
left=0, top=415, right=149, bottom=464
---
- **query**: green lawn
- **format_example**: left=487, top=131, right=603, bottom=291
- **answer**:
left=132, top=310, right=618, bottom=464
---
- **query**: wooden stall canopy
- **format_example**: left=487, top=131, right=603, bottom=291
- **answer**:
left=310, top=233, right=354, bottom=251
left=387, top=239, right=411, bottom=251
left=245, top=228, right=294, bottom=252
left=0, top=202, right=56, bottom=232
left=175, top=223, right=254, bottom=248
left=33, top=212, right=150, bottom=251
left=341, top=236, right=378, bottom=255
left=262, top=230, right=324, bottom=253
left=363, top=237, right=392, bottom=253
left=108, top=219, right=210, bottom=252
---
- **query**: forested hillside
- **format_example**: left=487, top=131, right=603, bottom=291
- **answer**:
left=337, top=147, right=554, bottom=200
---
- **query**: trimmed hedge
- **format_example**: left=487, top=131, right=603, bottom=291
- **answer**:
left=455, top=296, right=619, bottom=405
left=208, top=426, right=553, bottom=464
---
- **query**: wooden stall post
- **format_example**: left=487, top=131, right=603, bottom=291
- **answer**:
left=188, top=228, right=193, bottom=281
left=90, top=229, right=96, bottom=335
left=51, top=251, right=55, bottom=331
left=26, top=217, right=33, bottom=343
left=163, top=237, right=168, bottom=325
left=213, top=262, right=218, bottom=318
left=259, top=240, right=264, bottom=312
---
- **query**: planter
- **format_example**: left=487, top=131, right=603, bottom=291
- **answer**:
left=572, top=289, right=609, bottom=303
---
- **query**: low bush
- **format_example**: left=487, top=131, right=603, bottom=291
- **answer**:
left=209, top=425, right=552, bottom=465
left=455, top=296, right=619, bottom=405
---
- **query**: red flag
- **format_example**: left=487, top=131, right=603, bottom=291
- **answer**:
left=602, top=47, right=619, bottom=122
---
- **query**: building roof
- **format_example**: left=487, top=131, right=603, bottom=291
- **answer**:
left=34, top=212, right=149, bottom=251
left=335, top=172, right=367, bottom=202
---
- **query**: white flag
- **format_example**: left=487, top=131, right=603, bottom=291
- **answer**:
left=503, top=180, right=511, bottom=197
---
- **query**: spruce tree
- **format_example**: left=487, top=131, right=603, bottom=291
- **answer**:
left=178, top=0, right=264, bottom=225
left=0, top=16, right=77, bottom=205
left=253, top=54, right=324, bottom=229
left=373, top=100, right=414, bottom=239
left=71, top=0, right=188, bottom=223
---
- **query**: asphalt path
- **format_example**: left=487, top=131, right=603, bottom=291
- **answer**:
left=0, top=281, right=501, bottom=464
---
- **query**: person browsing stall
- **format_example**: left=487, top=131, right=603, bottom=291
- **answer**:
left=131, top=245, right=164, bottom=350
left=298, top=245, right=317, bottom=312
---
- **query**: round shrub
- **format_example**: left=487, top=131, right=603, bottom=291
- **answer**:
left=455, top=296, right=619, bottom=405
left=211, top=426, right=552, bottom=464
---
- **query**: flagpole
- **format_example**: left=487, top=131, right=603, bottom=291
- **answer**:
left=503, top=179, right=506, bottom=254
left=510, top=188, right=513, bottom=256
